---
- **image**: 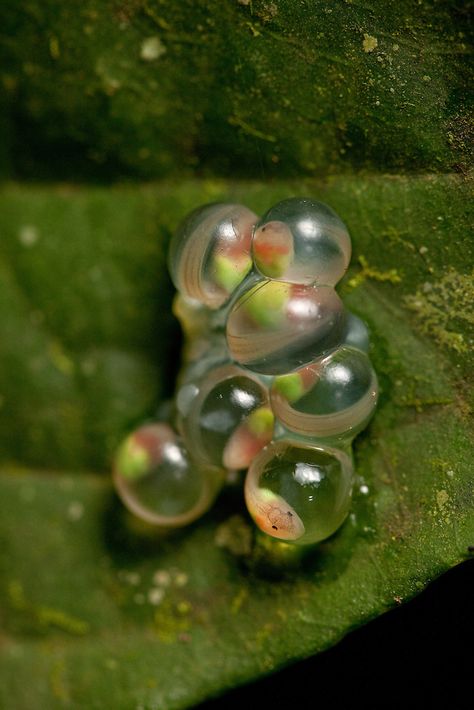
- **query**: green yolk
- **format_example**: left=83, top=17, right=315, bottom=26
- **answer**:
left=246, top=406, right=275, bottom=436
left=243, top=281, right=290, bottom=328
left=214, top=253, right=251, bottom=293
left=273, top=373, right=305, bottom=403
left=116, top=439, right=151, bottom=481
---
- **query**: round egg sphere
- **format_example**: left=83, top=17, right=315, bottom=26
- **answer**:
left=177, top=364, right=274, bottom=470
left=245, top=440, right=353, bottom=545
left=169, top=203, right=257, bottom=309
left=271, top=346, right=378, bottom=441
left=252, top=197, right=351, bottom=286
left=226, top=280, right=346, bottom=375
left=113, top=423, right=223, bottom=527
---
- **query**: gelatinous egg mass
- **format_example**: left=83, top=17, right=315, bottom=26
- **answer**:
left=245, top=440, right=353, bottom=544
left=178, top=365, right=274, bottom=470
left=271, top=346, right=378, bottom=440
left=226, top=280, right=346, bottom=375
left=169, top=203, right=257, bottom=309
left=114, top=196, right=378, bottom=545
left=113, top=423, right=223, bottom=527
left=172, top=293, right=213, bottom=342
left=252, top=198, right=351, bottom=286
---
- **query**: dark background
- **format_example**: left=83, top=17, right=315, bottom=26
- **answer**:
left=200, top=559, right=474, bottom=709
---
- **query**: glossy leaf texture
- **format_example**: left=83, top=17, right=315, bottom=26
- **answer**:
left=0, top=0, right=471, bottom=180
left=0, top=175, right=473, bottom=709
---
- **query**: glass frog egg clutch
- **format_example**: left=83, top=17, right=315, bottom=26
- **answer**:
left=113, top=198, right=378, bottom=545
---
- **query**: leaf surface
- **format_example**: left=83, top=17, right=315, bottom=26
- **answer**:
left=0, top=175, right=473, bottom=708
left=0, top=1, right=471, bottom=179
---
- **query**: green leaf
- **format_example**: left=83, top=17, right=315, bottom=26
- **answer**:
left=0, top=176, right=473, bottom=708
left=1, top=0, right=471, bottom=179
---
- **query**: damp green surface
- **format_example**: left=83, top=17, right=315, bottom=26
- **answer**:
left=0, top=1, right=472, bottom=180
left=0, top=0, right=473, bottom=706
left=0, top=175, right=473, bottom=709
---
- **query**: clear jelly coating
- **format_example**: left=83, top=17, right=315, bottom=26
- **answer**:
left=177, top=364, right=274, bottom=470
left=342, top=312, right=370, bottom=353
left=168, top=203, right=257, bottom=309
left=172, top=293, right=213, bottom=342
left=113, top=423, right=223, bottom=527
left=271, top=346, right=378, bottom=441
left=245, top=440, right=353, bottom=544
left=172, top=292, right=234, bottom=382
left=252, top=198, right=351, bottom=286
left=176, top=338, right=229, bottom=389
left=226, top=280, right=346, bottom=375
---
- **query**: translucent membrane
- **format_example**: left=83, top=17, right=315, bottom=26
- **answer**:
left=271, top=346, right=378, bottom=440
left=169, top=203, right=257, bottom=309
left=177, top=364, right=274, bottom=470
left=342, top=312, right=370, bottom=353
left=172, top=293, right=232, bottom=386
left=226, top=280, right=346, bottom=375
left=176, top=339, right=229, bottom=389
left=252, top=198, right=351, bottom=286
left=113, top=423, right=223, bottom=527
left=172, top=293, right=213, bottom=342
left=245, top=440, right=353, bottom=544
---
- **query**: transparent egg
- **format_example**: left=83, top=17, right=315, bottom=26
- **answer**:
left=226, top=280, right=346, bottom=375
left=169, top=203, right=257, bottom=309
left=177, top=364, right=274, bottom=470
left=172, top=293, right=212, bottom=342
left=172, top=293, right=218, bottom=368
left=342, top=312, right=370, bottom=353
left=176, top=338, right=230, bottom=390
left=271, top=346, right=378, bottom=441
left=252, top=198, right=351, bottom=286
left=113, top=423, right=223, bottom=527
left=245, top=440, right=353, bottom=545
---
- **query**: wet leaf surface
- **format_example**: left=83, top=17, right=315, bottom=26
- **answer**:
left=0, top=175, right=472, bottom=708
left=1, top=1, right=471, bottom=179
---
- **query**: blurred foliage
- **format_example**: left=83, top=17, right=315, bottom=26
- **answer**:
left=0, top=0, right=472, bottom=180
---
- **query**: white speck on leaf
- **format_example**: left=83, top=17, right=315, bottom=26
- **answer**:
left=140, top=36, right=166, bottom=62
left=153, top=569, right=171, bottom=587
left=67, top=501, right=84, bottom=521
left=148, top=587, right=165, bottom=606
left=19, top=225, right=39, bottom=247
